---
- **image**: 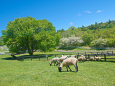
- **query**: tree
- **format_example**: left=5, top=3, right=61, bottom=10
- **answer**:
left=0, top=37, right=4, bottom=46
left=91, top=38, right=108, bottom=49
left=2, top=17, right=60, bottom=55
left=82, top=34, right=93, bottom=46
left=68, top=26, right=76, bottom=30
left=60, top=36, right=84, bottom=48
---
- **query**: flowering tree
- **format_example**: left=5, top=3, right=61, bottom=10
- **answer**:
left=60, top=36, right=84, bottom=48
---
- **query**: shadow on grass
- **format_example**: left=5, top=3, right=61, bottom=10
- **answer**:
left=87, top=60, right=115, bottom=63
left=2, top=55, right=115, bottom=63
left=58, top=46, right=78, bottom=50
left=59, top=71, right=77, bottom=72
left=2, top=54, right=54, bottom=61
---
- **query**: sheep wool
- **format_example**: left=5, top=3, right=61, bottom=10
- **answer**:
left=89, top=57, right=95, bottom=61
left=50, top=57, right=60, bottom=66
left=58, top=55, right=68, bottom=63
left=58, top=58, right=78, bottom=72
left=95, top=56, right=101, bottom=61
left=78, top=55, right=86, bottom=61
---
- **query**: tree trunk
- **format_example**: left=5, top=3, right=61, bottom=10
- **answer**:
left=29, top=51, right=33, bottom=56
left=11, top=54, right=17, bottom=59
left=26, top=36, right=34, bottom=56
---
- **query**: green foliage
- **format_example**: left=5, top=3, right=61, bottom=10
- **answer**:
left=0, top=37, right=4, bottom=46
left=91, top=38, right=108, bottom=49
left=82, top=34, right=93, bottom=45
left=2, top=17, right=59, bottom=55
left=107, top=38, right=115, bottom=47
left=59, top=20, right=115, bottom=49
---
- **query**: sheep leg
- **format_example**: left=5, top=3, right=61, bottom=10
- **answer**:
left=56, top=61, right=59, bottom=66
left=56, top=63, right=58, bottom=66
left=50, top=62, right=52, bottom=66
left=68, top=66, right=72, bottom=71
left=75, top=65, right=78, bottom=72
left=75, top=63, right=78, bottom=72
left=66, top=66, right=68, bottom=72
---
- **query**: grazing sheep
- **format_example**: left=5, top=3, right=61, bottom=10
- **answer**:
left=58, top=55, right=68, bottom=63
left=70, top=55, right=76, bottom=58
left=58, top=58, right=78, bottom=72
left=95, top=56, right=101, bottom=61
left=89, top=57, right=95, bottom=61
left=78, top=55, right=86, bottom=61
left=49, top=57, right=60, bottom=66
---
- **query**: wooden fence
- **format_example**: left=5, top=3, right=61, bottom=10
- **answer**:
left=29, top=51, right=115, bottom=61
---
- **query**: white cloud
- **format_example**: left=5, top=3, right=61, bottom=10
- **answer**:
left=69, top=22, right=73, bottom=26
left=85, top=10, right=92, bottom=14
left=96, top=10, right=102, bottom=13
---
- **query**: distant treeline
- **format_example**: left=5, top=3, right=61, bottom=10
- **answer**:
left=1, top=20, right=115, bottom=50
left=57, top=20, right=115, bottom=49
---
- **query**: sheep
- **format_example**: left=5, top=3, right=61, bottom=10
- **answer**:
left=49, top=57, right=60, bottom=66
left=70, top=55, right=76, bottom=58
left=95, top=56, right=101, bottom=61
left=78, top=55, right=86, bottom=61
left=58, top=58, right=78, bottom=72
left=89, top=57, right=95, bottom=61
left=58, top=55, right=68, bottom=63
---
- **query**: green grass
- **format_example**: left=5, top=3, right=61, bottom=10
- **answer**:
left=0, top=54, right=115, bottom=86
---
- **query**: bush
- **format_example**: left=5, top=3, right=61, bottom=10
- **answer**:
left=91, top=38, right=108, bottom=49
left=60, top=36, right=84, bottom=49
left=106, top=39, right=115, bottom=47
left=82, top=34, right=93, bottom=46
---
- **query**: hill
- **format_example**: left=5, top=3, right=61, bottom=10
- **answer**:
left=58, top=20, right=115, bottom=49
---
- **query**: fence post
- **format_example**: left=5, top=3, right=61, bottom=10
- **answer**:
left=39, top=57, right=40, bottom=61
left=46, top=55, right=48, bottom=61
left=97, top=52, right=98, bottom=55
left=85, top=52, right=86, bottom=56
left=104, top=54, right=106, bottom=61
left=77, top=53, right=79, bottom=59
left=77, top=55, right=79, bottom=59
left=31, top=55, right=33, bottom=61
left=88, top=54, right=90, bottom=59
left=112, top=51, right=113, bottom=55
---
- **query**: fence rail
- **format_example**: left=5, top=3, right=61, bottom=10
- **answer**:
left=27, top=51, right=115, bottom=61
left=12, top=51, right=115, bottom=61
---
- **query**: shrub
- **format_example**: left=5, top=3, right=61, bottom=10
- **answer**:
left=91, top=38, right=108, bottom=49
left=60, top=36, right=84, bottom=48
left=106, top=38, right=115, bottom=47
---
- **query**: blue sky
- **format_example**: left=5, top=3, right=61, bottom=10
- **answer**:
left=0, top=0, right=115, bottom=36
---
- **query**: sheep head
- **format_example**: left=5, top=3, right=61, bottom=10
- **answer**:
left=58, top=67, right=62, bottom=72
left=49, top=63, right=52, bottom=66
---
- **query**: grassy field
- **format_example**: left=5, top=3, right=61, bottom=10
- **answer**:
left=0, top=54, right=115, bottom=86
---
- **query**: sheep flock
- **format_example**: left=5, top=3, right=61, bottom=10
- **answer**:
left=49, top=54, right=102, bottom=72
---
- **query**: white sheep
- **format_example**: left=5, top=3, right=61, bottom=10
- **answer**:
left=95, top=56, right=101, bottom=61
left=89, top=57, right=95, bottom=61
left=58, top=58, right=78, bottom=72
left=58, top=55, right=68, bottom=63
left=49, top=57, right=60, bottom=66
left=70, top=55, right=76, bottom=58
left=78, top=55, right=86, bottom=61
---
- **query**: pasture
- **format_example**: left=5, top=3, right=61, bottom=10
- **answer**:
left=0, top=54, right=115, bottom=86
